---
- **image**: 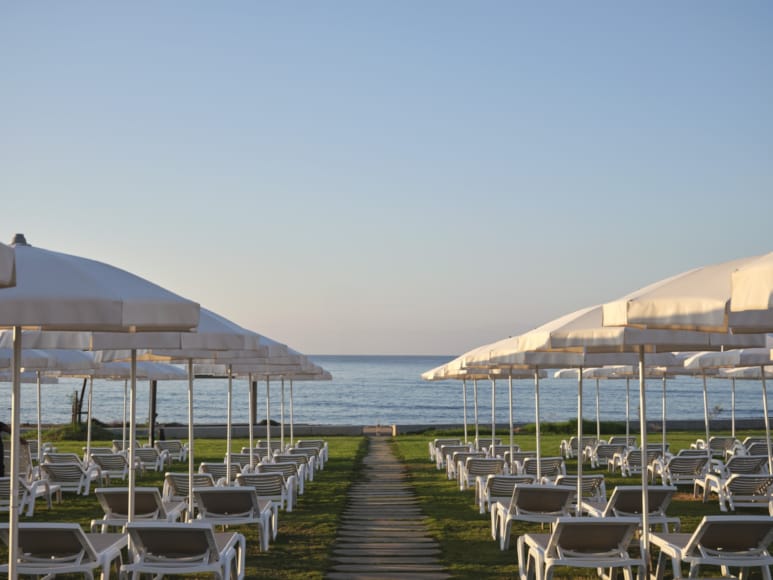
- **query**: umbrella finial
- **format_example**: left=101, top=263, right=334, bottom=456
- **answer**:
left=10, top=233, right=29, bottom=247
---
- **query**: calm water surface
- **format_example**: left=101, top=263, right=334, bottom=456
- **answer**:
left=3, top=355, right=770, bottom=427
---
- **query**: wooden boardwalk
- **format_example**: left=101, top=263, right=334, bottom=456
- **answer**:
left=328, top=436, right=449, bottom=579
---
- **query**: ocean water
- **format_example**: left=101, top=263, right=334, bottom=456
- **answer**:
left=2, top=354, right=771, bottom=427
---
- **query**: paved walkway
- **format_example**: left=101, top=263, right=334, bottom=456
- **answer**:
left=328, top=437, right=449, bottom=580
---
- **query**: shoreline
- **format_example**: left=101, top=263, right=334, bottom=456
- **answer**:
left=23, top=417, right=770, bottom=439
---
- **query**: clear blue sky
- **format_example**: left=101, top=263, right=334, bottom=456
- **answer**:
left=2, top=2, right=771, bottom=355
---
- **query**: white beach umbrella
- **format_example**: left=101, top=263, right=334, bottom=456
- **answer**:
left=0, top=371, right=57, bottom=384
left=0, top=233, right=199, bottom=575
left=729, top=251, right=773, bottom=333
left=462, top=301, right=760, bottom=570
left=0, top=242, right=15, bottom=288
left=684, top=348, right=773, bottom=471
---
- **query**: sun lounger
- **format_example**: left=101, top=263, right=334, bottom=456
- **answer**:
left=651, top=515, right=773, bottom=580
left=446, top=450, right=485, bottom=481
left=163, top=472, right=217, bottom=514
left=610, top=447, right=662, bottom=477
left=0, top=475, right=60, bottom=517
left=559, top=436, right=597, bottom=459
left=460, top=457, right=504, bottom=492
left=492, top=483, right=575, bottom=550
left=0, top=522, right=126, bottom=580
left=90, top=486, right=186, bottom=532
left=582, top=485, right=680, bottom=532
left=134, top=447, right=170, bottom=471
left=122, top=521, right=245, bottom=580
left=235, top=472, right=291, bottom=538
left=429, top=438, right=460, bottom=461
left=520, top=457, right=566, bottom=482
left=40, top=461, right=105, bottom=496
left=255, top=462, right=301, bottom=499
left=517, top=516, right=644, bottom=580
left=607, top=436, right=637, bottom=447
left=506, top=450, right=537, bottom=474
left=585, top=443, right=627, bottom=469
left=200, top=462, right=242, bottom=486
left=296, top=439, right=329, bottom=463
left=695, top=473, right=773, bottom=513
left=435, top=444, right=470, bottom=470
left=552, top=474, right=606, bottom=504
left=691, top=435, right=737, bottom=459
left=475, top=437, right=502, bottom=452
left=479, top=474, right=536, bottom=515
left=154, top=439, right=188, bottom=462
left=649, top=455, right=709, bottom=487
left=274, top=454, right=310, bottom=487
left=194, top=486, right=273, bottom=552
left=90, top=453, right=134, bottom=484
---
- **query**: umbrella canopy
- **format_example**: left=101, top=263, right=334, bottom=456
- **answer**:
left=0, top=242, right=14, bottom=288
left=0, top=371, right=57, bottom=384
left=729, top=251, right=773, bottom=333
left=0, top=233, right=200, bottom=577
left=0, top=235, right=200, bottom=332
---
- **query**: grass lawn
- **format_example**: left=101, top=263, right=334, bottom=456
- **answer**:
left=392, top=428, right=773, bottom=579
left=6, top=435, right=367, bottom=579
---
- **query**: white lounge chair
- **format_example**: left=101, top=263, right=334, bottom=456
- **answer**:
left=582, top=485, right=680, bottom=532
left=0, top=475, right=60, bottom=517
left=492, top=484, right=575, bottom=550
left=651, top=515, right=773, bottom=580
left=40, top=462, right=104, bottom=496
left=479, top=474, right=536, bottom=515
left=90, top=486, right=186, bottom=532
left=194, top=486, right=273, bottom=552
left=155, top=439, right=188, bottom=462
left=121, top=521, right=245, bottom=580
left=0, top=522, right=126, bottom=580
left=517, top=516, right=644, bottom=580
left=459, top=457, right=504, bottom=492
left=235, top=472, right=289, bottom=539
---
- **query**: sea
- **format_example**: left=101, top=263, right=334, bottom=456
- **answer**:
left=3, top=355, right=771, bottom=427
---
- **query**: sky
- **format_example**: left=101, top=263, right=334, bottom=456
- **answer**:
left=2, top=2, right=772, bottom=356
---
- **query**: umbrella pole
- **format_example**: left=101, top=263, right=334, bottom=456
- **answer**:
left=280, top=377, right=285, bottom=451
left=508, top=374, right=514, bottom=472
left=248, top=373, right=254, bottom=470
left=462, top=378, right=468, bottom=445
left=731, top=377, right=736, bottom=439
left=638, top=347, right=650, bottom=571
left=226, top=365, right=233, bottom=484
left=36, top=371, right=42, bottom=465
left=595, top=378, right=600, bottom=442
left=490, top=377, right=496, bottom=444
left=128, top=349, right=137, bottom=523
left=289, top=379, right=295, bottom=448
left=187, top=359, right=195, bottom=521
left=265, top=376, right=271, bottom=457
left=8, top=325, right=22, bottom=578
left=662, top=376, right=667, bottom=459
left=473, top=378, right=479, bottom=449
left=625, top=377, right=630, bottom=445
left=534, top=369, right=541, bottom=481
left=576, top=369, right=583, bottom=516
left=85, top=376, right=94, bottom=463
left=702, top=374, right=711, bottom=462
left=761, top=367, right=772, bottom=474
left=122, top=379, right=128, bottom=453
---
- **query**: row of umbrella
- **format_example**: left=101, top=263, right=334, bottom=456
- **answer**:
left=0, top=234, right=329, bottom=576
left=423, top=250, right=773, bottom=570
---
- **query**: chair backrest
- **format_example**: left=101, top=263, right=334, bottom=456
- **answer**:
left=488, top=444, right=519, bottom=457
left=289, top=448, right=317, bottom=460
left=236, top=472, right=285, bottom=495
left=475, top=438, right=502, bottom=449
left=127, top=521, right=219, bottom=565
left=677, top=448, right=709, bottom=457
left=607, top=436, right=637, bottom=447
left=40, top=462, right=85, bottom=482
left=440, top=445, right=470, bottom=460
left=4, top=523, right=98, bottom=566
left=465, top=458, right=504, bottom=477
left=155, top=440, right=184, bottom=454
left=257, top=463, right=297, bottom=479
left=43, top=452, right=81, bottom=464
left=685, top=515, right=773, bottom=556
left=725, top=455, right=768, bottom=475
left=96, top=487, right=163, bottom=519
left=240, top=448, right=271, bottom=462
left=486, top=475, right=535, bottom=497
left=0, top=476, right=25, bottom=508
left=91, top=453, right=128, bottom=471
left=274, top=454, right=306, bottom=467
left=603, top=485, right=676, bottom=517
left=194, top=487, right=258, bottom=518
left=667, top=456, right=708, bottom=476
left=297, top=439, right=326, bottom=450
left=136, top=448, right=161, bottom=461
left=510, top=484, right=574, bottom=516
left=746, top=442, right=771, bottom=456
left=506, top=451, right=537, bottom=464
left=594, top=444, right=627, bottom=460
left=522, top=457, right=565, bottom=477
left=725, top=474, right=773, bottom=496
left=451, top=451, right=485, bottom=466
left=546, top=517, right=640, bottom=558
left=199, top=462, right=240, bottom=482
left=432, top=438, right=461, bottom=451
left=228, top=453, right=259, bottom=470
left=554, top=474, right=605, bottom=498
left=163, top=472, right=215, bottom=498
left=708, top=436, right=737, bottom=454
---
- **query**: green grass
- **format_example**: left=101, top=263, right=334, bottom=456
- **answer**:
left=392, top=428, right=773, bottom=579
left=8, top=435, right=367, bottom=579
